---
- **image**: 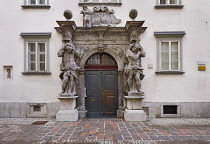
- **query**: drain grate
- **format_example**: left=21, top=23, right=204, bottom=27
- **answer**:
left=31, top=121, right=48, bottom=125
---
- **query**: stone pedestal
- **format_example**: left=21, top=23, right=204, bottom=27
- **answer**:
left=56, top=96, right=78, bottom=121
left=124, top=95, right=146, bottom=121
left=124, top=109, right=146, bottom=121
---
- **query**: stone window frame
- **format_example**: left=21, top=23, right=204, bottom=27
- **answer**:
left=155, top=0, right=184, bottom=9
left=21, top=33, right=51, bottom=75
left=22, top=0, right=51, bottom=9
left=79, top=0, right=122, bottom=5
left=161, top=103, right=181, bottom=118
left=28, top=103, right=47, bottom=118
left=154, top=31, right=185, bottom=74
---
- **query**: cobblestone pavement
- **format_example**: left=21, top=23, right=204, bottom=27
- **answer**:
left=0, top=118, right=210, bottom=144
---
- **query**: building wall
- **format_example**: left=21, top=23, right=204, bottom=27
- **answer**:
left=0, top=0, right=210, bottom=117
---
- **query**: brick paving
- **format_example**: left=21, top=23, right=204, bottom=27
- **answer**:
left=0, top=118, right=210, bottom=143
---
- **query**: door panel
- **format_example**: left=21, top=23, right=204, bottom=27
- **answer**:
left=85, top=71, right=101, bottom=117
left=102, top=71, right=118, bottom=116
left=85, top=71, right=118, bottom=117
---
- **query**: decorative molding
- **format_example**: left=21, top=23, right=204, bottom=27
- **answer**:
left=20, top=33, right=52, bottom=38
left=154, top=31, right=186, bottom=38
left=155, top=71, right=185, bottom=74
left=21, top=5, right=51, bottom=9
left=155, top=5, right=184, bottom=9
left=22, top=72, right=51, bottom=75
left=79, top=3, right=122, bottom=6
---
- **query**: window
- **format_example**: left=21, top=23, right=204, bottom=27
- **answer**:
left=159, top=0, right=178, bottom=5
left=86, top=53, right=117, bottom=65
left=27, top=42, right=46, bottom=71
left=161, top=103, right=181, bottom=117
left=155, top=0, right=183, bottom=9
left=20, top=33, right=51, bottom=74
left=27, top=0, right=46, bottom=5
left=29, top=103, right=47, bottom=117
left=85, top=53, right=117, bottom=70
left=33, top=106, right=41, bottom=112
left=22, top=0, right=50, bottom=8
left=154, top=31, right=185, bottom=74
left=160, top=41, right=180, bottom=71
left=163, top=105, right=177, bottom=114
left=79, top=0, right=121, bottom=4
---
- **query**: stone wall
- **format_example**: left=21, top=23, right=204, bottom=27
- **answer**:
left=1, top=102, right=210, bottom=118
left=0, top=102, right=59, bottom=118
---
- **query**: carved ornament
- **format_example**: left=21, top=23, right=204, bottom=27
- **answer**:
left=81, top=5, right=121, bottom=27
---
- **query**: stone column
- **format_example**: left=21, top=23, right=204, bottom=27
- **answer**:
left=117, top=70, right=124, bottom=117
left=78, top=70, right=86, bottom=118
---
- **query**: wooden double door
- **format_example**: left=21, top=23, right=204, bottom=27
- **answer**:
left=85, top=71, right=118, bottom=117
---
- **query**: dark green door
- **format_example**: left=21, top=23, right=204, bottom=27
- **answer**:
left=85, top=71, right=118, bottom=117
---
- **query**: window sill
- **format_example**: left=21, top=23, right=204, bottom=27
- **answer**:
left=155, top=5, right=184, bottom=9
left=155, top=71, right=185, bottom=74
left=22, top=72, right=51, bottom=75
left=78, top=3, right=122, bottom=6
left=21, top=5, right=51, bottom=9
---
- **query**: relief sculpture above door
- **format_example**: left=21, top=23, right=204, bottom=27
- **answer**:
left=80, top=5, right=121, bottom=27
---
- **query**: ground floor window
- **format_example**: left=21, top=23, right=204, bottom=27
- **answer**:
left=27, top=42, right=46, bottom=71
left=160, top=40, right=180, bottom=71
left=20, top=33, right=51, bottom=73
left=154, top=31, right=185, bottom=73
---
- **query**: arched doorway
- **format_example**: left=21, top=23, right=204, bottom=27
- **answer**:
left=85, top=53, right=118, bottom=117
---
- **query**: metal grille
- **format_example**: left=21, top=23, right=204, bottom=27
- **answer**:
left=33, top=106, right=41, bottom=112
left=163, top=105, right=177, bottom=114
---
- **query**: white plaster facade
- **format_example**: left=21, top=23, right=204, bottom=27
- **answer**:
left=0, top=0, right=210, bottom=118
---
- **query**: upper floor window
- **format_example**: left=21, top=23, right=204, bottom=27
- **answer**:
left=159, top=0, right=178, bottom=5
left=79, top=0, right=122, bottom=5
left=155, top=0, right=184, bottom=9
left=81, top=0, right=120, bottom=2
left=21, top=33, right=51, bottom=75
left=22, top=0, right=50, bottom=8
left=27, top=0, right=47, bottom=5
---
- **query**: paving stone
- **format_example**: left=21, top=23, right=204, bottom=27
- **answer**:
left=158, top=136, right=172, bottom=140
left=1, top=118, right=210, bottom=143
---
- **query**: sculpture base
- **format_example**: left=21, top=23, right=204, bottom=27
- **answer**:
left=58, top=96, right=78, bottom=110
left=124, top=96, right=144, bottom=109
left=128, top=92, right=144, bottom=96
left=59, top=93, right=76, bottom=97
left=124, top=109, right=146, bottom=122
left=56, top=96, right=78, bottom=121
left=56, top=109, right=78, bottom=121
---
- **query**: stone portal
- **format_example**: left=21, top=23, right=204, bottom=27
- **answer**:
left=55, top=6, right=147, bottom=121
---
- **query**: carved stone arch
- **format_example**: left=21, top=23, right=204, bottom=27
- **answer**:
left=80, top=48, right=124, bottom=71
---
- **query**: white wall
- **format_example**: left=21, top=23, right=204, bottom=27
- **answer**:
left=0, top=0, right=210, bottom=103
